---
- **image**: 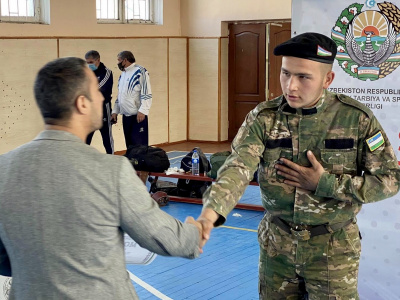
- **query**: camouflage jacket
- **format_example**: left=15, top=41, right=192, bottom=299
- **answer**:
left=203, top=90, right=400, bottom=226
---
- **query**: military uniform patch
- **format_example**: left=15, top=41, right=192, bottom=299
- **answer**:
left=366, top=131, right=384, bottom=152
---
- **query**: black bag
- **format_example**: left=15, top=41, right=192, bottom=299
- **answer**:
left=177, top=147, right=211, bottom=198
left=148, top=177, right=178, bottom=196
left=206, top=151, right=232, bottom=179
left=124, top=145, right=170, bottom=172
left=206, top=150, right=259, bottom=183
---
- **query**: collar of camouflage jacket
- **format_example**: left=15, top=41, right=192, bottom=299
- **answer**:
left=280, top=89, right=329, bottom=116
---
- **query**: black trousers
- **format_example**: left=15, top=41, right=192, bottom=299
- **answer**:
left=86, top=102, right=114, bottom=154
left=122, top=114, right=149, bottom=148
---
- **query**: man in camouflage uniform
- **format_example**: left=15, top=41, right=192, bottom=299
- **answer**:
left=198, top=32, right=400, bottom=299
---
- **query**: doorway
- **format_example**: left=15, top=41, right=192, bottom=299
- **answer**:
left=268, top=22, right=292, bottom=99
left=228, top=22, right=291, bottom=140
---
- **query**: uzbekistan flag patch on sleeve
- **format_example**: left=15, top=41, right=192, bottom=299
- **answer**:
left=366, top=131, right=385, bottom=152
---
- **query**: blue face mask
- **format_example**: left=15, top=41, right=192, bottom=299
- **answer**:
left=88, top=63, right=97, bottom=71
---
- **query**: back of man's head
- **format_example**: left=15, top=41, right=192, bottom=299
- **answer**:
left=85, top=50, right=100, bottom=60
left=34, top=57, right=89, bottom=125
left=118, top=50, right=136, bottom=63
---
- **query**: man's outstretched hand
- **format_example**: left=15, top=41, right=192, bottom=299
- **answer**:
left=196, top=208, right=219, bottom=248
left=185, top=216, right=204, bottom=253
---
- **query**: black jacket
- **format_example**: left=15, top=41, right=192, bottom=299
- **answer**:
left=94, top=62, right=113, bottom=104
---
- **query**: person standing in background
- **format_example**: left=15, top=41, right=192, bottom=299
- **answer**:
left=85, top=50, right=114, bottom=154
left=111, top=50, right=152, bottom=148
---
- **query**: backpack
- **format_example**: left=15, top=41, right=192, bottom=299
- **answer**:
left=206, top=151, right=232, bottom=179
left=125, top=145, right=170, bottom=172
left=177, top=147, right=211, bottom=198
left=206, top=150, right=259, bottom=182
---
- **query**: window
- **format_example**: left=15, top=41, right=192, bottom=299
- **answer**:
left=125, top=0, right=150, bottom=21
left=96, top=0, right=119, bottom=20
left=96, top=0, right=162, bottom=24
left=0, top=0, right=49, bottom=23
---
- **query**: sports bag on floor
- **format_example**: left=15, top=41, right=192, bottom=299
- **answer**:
left=148, top=177, right=178, bottom=196
left=206, top=151, right=232, bottom=179
left=206, top=150, right=259, bottom=183
left=125, top=145, right=170, bottom=172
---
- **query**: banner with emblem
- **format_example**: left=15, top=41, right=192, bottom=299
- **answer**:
left=292, top=1, right=400, bottom=299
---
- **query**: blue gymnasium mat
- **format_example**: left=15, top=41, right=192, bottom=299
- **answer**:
left=128, top=202, right=263, bottom=300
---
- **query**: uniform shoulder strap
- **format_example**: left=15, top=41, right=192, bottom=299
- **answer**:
left=252, top=96, right=282, bottom=117
left=337, top=93, right=374, bottom=118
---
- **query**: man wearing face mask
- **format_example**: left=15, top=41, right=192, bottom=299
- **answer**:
left=111, top=50, right=152, bottom=147
left=85, top=50, right=114, bottom=154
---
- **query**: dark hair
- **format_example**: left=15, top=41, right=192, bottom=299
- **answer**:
left=34, top=57, right=89, bottom=125
left=118, top=50, right=136, bottom=63
left=85, top=50, right=100, bottom=60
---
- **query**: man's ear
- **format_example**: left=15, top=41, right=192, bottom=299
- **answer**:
left=75, top=95, right=90, bottom=115
left=323, top=70, right=335, bottom=89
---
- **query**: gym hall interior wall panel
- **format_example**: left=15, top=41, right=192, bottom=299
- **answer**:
left=168, top=38, right=188, bottom=143
left=188, top=38, right=219, bottom=141
left=131, top=39, right=169, bottom=147
left=59, top=38, right=168, bottom=152
left=0, top=39, right=57, bottom=155
left=220, top=37, right=229, bottom=141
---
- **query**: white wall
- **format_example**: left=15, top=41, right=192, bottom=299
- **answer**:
left=181, top=0, right=292, bottom=37
left=188, top=38, right=219, bottom=141
left=0, top=0, right=182, bottom=37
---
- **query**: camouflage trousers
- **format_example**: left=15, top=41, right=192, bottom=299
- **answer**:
left=258, top=214, right=361, bottom=300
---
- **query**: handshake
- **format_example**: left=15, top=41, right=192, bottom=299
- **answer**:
left=184, top=208, right=219, bottom=254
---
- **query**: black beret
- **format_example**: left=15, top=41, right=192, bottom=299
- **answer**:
left=273, top=32, right=337, bottom=64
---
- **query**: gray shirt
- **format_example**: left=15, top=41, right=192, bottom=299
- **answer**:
left=0, top=130, right=199, bottom=299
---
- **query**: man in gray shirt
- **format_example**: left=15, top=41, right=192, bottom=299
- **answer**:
left=0, top=57, right=202, bottom=300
